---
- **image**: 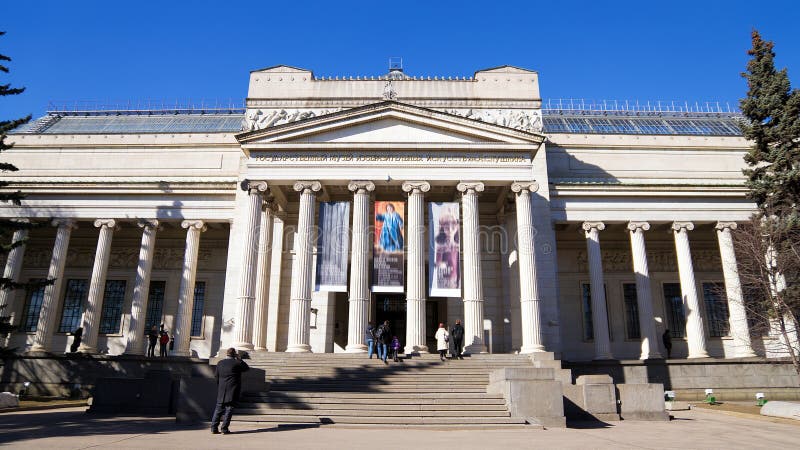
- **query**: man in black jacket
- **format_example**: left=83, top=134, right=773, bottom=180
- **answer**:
left=211, top=347, right=250, bottom=434
left=450, top=320, right=465, bottom=359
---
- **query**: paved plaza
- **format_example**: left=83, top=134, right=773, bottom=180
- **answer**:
left=1, top=406, right=798, bottom=449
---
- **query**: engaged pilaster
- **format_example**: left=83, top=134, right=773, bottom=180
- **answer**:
left=126, top=219, right=160, bottom=355
left=403, top=180, right=431, bottom=354
left=173, top=220, right=207, bottom=357
left=582, top=221, right=613, bottom=360
left=234, top=180, right=269, bottom=351
left=627, top=221, right=662, bottom=359
left=715, top=222, right=757, bottom=358
left=79, top=219, right=119, bottom=353
left=512, top=181, right=545, bottom=353
left=457, top=181, right=487, bottom=354
left=672, top=221, right=709, bottom=358
left=252, top=197, right=275, bottom=351
left=345, top=181, right=375, bottom=353
left=30, top=219, right=78, bottom=352
left=286, top=181, right=321, bottom=353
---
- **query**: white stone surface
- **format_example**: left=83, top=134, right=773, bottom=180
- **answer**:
left=0, top=392, right=19, bottom=408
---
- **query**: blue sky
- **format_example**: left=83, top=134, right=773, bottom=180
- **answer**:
left=3, top=0, right=800, bottom=119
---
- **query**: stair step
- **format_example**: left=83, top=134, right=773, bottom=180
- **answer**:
left=236, top=408, right=510, bottom=417
left=242, top=398, right=506, bottom=405
left=240, top=404, right=508, bottom=411
left=243, top=392, right=504, bottom=399
left=232, top=415, right=528, bottom=425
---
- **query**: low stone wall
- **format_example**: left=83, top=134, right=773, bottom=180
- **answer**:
left=0, top=354, right=210, bottom=397
left=563, top=358, right=800, bottom=401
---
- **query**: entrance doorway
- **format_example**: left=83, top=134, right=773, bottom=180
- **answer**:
left=374, top=294, right=406, bottom=348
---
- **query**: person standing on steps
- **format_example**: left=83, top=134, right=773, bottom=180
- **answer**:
left=211, top=347, right=250, bottom=435
left=434, top=323, right=449, bottom=361
left=147, top=325, right=159, bottom=357
left=375, top=320, right=391, bottom=364
left=365, top=322, right=376, bottom=359
left=69, top=327, right=83, bottom=353
left=662, top=329, right=672, bottom=359
left=450, top=320, right=465, bottom=359
left=390, top=335, right=401, bottom=362
left=159, top=325, right=169, bottom=357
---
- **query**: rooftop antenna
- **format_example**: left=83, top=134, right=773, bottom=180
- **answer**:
left=389, top=56, right=403, bottom=72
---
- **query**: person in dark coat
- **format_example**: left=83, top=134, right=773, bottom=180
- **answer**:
left=376, top=320, right=391, bottom=364
left=450, top=320, right=465, bottom=359
left=662, top=329, right=672, bottom=359
left=146, top=326, right=158, bottom=357
left=211, top=347, right=250, bottom=434
left=159, top=325, right=169, bottom=357
left=69, top=327, right=83, bottom=353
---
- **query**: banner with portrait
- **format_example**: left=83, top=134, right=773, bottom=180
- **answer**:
left=372, top=201, right=405, bottom=292
left=428, top=202, right=461, bottom=297
left=315, top=201, right=351, bottom=292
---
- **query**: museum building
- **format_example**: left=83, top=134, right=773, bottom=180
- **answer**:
left=1, top=64, right=775, bottom=362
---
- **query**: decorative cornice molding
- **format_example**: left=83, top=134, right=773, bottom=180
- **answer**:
left=401, top=181, right=431, bottom=194
left=510, top=181, right=539, bottom=194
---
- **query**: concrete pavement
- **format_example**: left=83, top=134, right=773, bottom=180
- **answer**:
left=1, top=406, right=799, bottom=449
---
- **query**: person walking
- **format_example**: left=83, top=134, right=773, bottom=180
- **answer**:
left=434, top=323, right=449, bottom=361
left=159, top=326, right=169, bottom=357
left=662, top=329, right=672, bottom=359
left=390, top=335, right=401, bottom=362
left=69, top=327, right=83, bottom=353
left=450, top=320, right=465, bottom=359
left=376, top=320, right=391, bottom=364
left=146, top=325, right=158, bottom=357
left=211, top=347, right=250, bottom=435
left=365, top=322, right=376, bottom=359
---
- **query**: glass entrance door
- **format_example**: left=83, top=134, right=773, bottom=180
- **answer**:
left=374, top=294, right=406, bottom=349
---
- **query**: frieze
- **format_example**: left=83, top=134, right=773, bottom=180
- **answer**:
left=242, top=108, right=343, bottom=132
left=251, top=151, right=530, bottom=164
left=574, top=249, right=722, bottom=273
left=24, top=247, right=212, bottom=270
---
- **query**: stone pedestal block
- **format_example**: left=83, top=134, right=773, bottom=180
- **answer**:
left=564, top=375, right=620, bottom=421
left=616, top=383, right=670, bottom=421
left=487, top=368, right=565, bottom=428
left=760, top=401, right=800, bottom=421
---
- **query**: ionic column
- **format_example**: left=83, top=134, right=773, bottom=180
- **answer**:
left=512, top=182, right=545, bottom=353
left=79, top=219, right=118, bottom=353
left=0, top=224, right=28, bottom=330
left=716, top=222, right=757, bottom=358
left=252, top=197, right=275, bottom=351
left=583, top=221, right=613, bottom=360
left=672, top=221, right=709, bottom=358
left=234, top=180, right=269, bottom=351
left=457, top=181, right=487, bottom=354
left=286, top=181, right=321, bottom=353
left=345, top=181, right=375, bottom=353
left=403, top=180, right=430, bottom=354
left=627, top=222, right=662, bottom=359
left=126, top=219, right=160, bottom=355
left=173, top=220, right=207, bottom=357
left=30, top=219, right=77, bottom=352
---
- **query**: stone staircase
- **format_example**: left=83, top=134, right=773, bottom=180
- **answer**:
left=234, top=352, right=541, bottom=427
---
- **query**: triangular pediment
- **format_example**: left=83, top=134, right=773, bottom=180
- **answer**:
left=237, top=101, right=544, bottom=146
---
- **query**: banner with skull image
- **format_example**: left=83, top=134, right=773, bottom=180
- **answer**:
left=428, top=202, right=461, bottom=297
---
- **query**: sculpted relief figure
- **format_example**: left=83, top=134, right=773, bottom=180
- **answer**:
left=242, top=108, right=343, bottom=131
left=443, top=109, right=543, bottom=133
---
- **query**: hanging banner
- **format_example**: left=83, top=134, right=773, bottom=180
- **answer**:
left=428, top=202, right=461, bottom=297
left=315, top=201, right=351, bottom=292
left=372, top=201, right=405, bottom=292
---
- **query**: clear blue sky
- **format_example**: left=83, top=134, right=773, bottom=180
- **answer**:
left=3, top=0, right=800, bottom=119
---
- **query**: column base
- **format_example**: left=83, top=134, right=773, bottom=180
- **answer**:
left=403, top=345, right=428, bottom=355
left=639, top=352, right=664, bottom=360
left=27, top=344, right=49, bottom=354
left=285, top=344, right=311, bottom=353
left=687, top=351, right=710, bottom=359
left=520, top=345, right=546, bottom=354
left=234, top=342, right=255, bottom=351
left=345, top=344, right=368, bottom=353
left=464, top=343, right=487, bottom=355
left=254, top=346, right=268, bottom=352
left=77, top=344, right=98, bottom=354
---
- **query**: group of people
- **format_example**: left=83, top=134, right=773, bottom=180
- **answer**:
left=146, top=325, right=173, bottom=357
left=365, top=320, right=401, bottom=363
left=434, top=320, right=465, bottom=361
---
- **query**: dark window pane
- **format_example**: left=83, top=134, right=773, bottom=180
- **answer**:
left=22, top=279, right=47, bottom=332
left=743, top=285, right=770, bottom=335
left=702, top=282, right=730, bottom=337
left=623, top=283, right=641, bottom=339
left=582, top=283, right=612, bottom=341
left=99, top=280, right=126, bottom=334
left=191, top=282, right=206, bottom=337
left=144, top=280, right=166, bottom=332
left=58, top=279, right=88, bottom=333
left=663, top=283, right=686, bottom=338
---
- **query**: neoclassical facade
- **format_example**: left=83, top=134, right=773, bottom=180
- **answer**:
left=0, top=65, right=779, bottom=361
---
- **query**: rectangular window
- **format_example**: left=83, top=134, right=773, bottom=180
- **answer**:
left=144, top=280, right=166, bottom=332
left=98, top=280, right=127, bottom=334
left=581, top=283, right=612, bottom=342
left=663, top=283, right=686, bottom=338
left=743, top=284, right=770, bottom=335
left=22, top=280, right=47, bottom=332
left=623, top=283, right=641, bottom=339
left=58, top=279, right=88, bottom=333
left=191, top=281, right=206, bottom=337
left=702, top=282, right=730, bottom=337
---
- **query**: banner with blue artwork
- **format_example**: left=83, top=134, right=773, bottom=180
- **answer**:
left=315, top=201, right=351, bottom=292
left=372, top=201, right=405, bottom=292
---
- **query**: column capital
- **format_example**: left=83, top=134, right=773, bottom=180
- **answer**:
left=52, top=218, right=78, bottom=230
left=241, top=179, right=269, bottom=194
left=348, top=180, right=376, bottom=194
left=511, top=181, right=539, bottom=194
left=672, top=221, right=695, bottom=232
left=181, top=220, right=208, bottom=232
left=457, top=181, right=485, bottom=194
left=402, top=181, right=431, bottom=194
left=137, top=219, right=160, bottom=230
left=582, top=221, right=605, bottom=232
left=627, top=221, right=650, bottom=232
left=715, top=221, right=738, bottom=231
left=293, top=180, right=322, bottom=193
left=93, top=218, right=118, bottom=230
